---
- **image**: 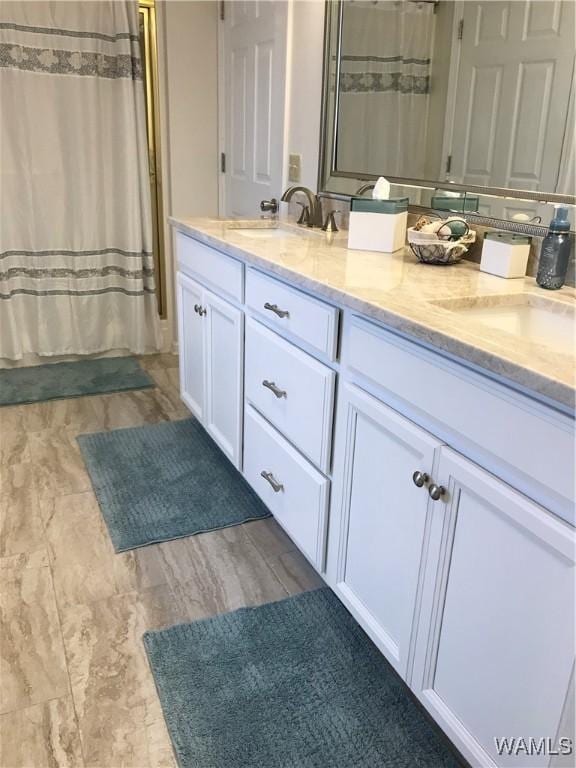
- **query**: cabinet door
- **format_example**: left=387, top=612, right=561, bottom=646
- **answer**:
left=176, top=272, right=205, bottom=420
left=412, top=447, right=576, bottom=768
left=326, top=383, right=442, bottom=679
left=203, top=287, right=244, bottom=468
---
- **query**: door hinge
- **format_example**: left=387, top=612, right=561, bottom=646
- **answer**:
left=445, top=154, right=452, bottom=174
left=220, top=152, right=226, bottom=173
left=220, top=0, right=225, bottom=21
left=457, top=19, right=464, bottom=40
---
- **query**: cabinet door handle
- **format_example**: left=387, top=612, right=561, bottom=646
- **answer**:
left=264, top=302, right=290, bottom=319
left=262, top=380, right=287, bottom=399
left=428, top=483, right=446, bottom=501
left=198, top=306, right=207, bottom=316
left=193, top=304, right=200, bottom=314
left=412, top=471, right=429, bottom=488
left=260, top=470, right=284, bottom=493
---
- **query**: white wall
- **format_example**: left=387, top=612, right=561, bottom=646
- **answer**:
left=285, top=0, right=325, bottom=191
left=157, top=0, right=219, bottom=349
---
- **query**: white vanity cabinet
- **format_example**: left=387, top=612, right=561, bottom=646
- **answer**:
left=326, top=314, right=576, bottom=767
left=176, top=270, right=244, bottom=467
left=412, top=447, right=575, bottom=768
left=172, top=223, right=575, bottom=768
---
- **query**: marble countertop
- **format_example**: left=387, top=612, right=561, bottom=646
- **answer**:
left=170, top=217, right=575, bottom=414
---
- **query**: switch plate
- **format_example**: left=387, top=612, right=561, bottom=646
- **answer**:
left=288, top=153, right=302, bottom=183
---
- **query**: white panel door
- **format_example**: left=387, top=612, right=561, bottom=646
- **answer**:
left=176, top=272, right=205, bottom=420
left=326, top=383, right=442, bottom=679
left=412, top=446, right=576, bottom=768
left=221, top=0, right=288, bottom=216
left=448, top=1, right=575, bottom=195
left=203, top=286, right=244, bottom=468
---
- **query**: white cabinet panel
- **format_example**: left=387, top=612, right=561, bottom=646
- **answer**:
left=204, top=289, right=244, bottom=467
left=243, top=405, right=329, bottom=569
left=412, top=447, right=576, bottom=767
left=176, top=271, right=244, bottom=469
left=176, top=272, right=204, bottom=420
left=176, top=231, right=244, bottom=303
left=345, top=315, right=575, bottom=524
left=245, top=268, right=339, bottom=360
left=245, top=319, right=335, bottom=471
left=327, top=382, right=442, bottom=679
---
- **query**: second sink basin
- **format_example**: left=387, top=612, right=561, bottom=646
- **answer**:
left=431, top=293, right=575, bottom=354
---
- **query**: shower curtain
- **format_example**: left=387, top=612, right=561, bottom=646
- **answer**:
left=0, top=1, right=160, bottom=360
left=336, top=0, right=434, bottom=179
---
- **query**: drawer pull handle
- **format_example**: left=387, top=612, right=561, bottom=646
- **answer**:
left=412, top=471, right=429, bottom=488
left=262, top=380, right=287, bottom=399
left=428, top=483, right=446, bottom=502
left=264, top=302, right=290, bottom=319
left=260, top=470, right=284, bottom=493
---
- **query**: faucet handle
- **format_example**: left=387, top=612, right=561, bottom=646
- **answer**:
left=260, top=198, right=279, bottom=215
left=322, top=210, right=340, bottom=233
left=295, top=202, right=310, bottom=226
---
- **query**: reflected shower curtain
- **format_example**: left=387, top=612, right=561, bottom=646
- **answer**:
left=337, top=0, right=434, bottom=179
left=0, top=1, right=160, bottom=359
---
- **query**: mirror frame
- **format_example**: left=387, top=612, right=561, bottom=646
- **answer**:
left=318, top=0, right=576, bottom=208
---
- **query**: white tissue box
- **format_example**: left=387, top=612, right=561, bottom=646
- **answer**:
left=480, top=232, right=531, bottom=278
left=348, top=198, right=409, bottom=253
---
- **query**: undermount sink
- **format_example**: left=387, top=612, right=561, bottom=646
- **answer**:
left=431, top=293, right=575, bottom=354
left=228, top=224, right=302, bottom=240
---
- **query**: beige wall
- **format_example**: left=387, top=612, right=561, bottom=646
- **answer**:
left=285, top=0, right=325, bottom=192
left=157, top=0, right=219, bottom=348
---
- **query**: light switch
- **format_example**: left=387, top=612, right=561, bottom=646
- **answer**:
left=288, top=153, right=302, bottom=183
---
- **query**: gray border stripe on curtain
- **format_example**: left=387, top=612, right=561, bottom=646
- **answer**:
left=0, top=249, right=153, bottom=259
left=1, top=288, right=155, bottom=300
left=0, top=43, right=141, bottom=79
left=0, top=22, right=139, bottom=43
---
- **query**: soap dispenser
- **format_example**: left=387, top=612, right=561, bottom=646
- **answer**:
left=536, top=206, right=572, bottom=290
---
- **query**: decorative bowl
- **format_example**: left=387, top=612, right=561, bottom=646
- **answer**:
left=407, top=229, right=476, bottom=265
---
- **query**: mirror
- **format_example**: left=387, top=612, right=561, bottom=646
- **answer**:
left=320, top=0, right=576, bottom=228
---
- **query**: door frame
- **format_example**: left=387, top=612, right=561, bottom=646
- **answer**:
left=139, top=0, right=166, bottom=316
left=217, top=0, right=291, bottom=217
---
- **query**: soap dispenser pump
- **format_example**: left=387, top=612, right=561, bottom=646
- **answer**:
left=536, top=206, right=572, bottom=290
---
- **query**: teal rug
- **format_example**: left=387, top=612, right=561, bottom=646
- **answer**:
left=144, top=589, right=463, bottom=768
left=0, top=356, right=154, bottom=407
left=78, top=418, right=270, bottom=552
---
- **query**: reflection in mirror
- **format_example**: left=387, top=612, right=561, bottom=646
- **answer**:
left=322, top=0, right=576, bottom=228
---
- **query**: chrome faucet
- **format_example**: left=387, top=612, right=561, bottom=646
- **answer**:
left=280, top=186, right=323, bottom=227
left=355, top=182, right=375, bottom=196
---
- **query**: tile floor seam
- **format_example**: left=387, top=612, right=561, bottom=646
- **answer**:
left=46, top=550, right=87, bottom=768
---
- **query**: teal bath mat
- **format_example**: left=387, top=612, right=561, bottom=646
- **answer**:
left=0, top=356, right=154, bottom=406
left=144, top=589, right=463, bottom=768
left=78, top=418, right=270, bottom=552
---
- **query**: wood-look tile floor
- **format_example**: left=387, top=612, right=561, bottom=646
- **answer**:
left=0, top=354, right=323, bottom=768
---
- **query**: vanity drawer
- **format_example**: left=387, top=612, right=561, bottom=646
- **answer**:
left=176, top=231, right=243, bottom=303
left=345, top=315, right=575, bottom=523
left=245, top=268, right=339, bottom=360
left=243, top=405, right=329, bottom=569
left=245, top=319, right=335, bottom=472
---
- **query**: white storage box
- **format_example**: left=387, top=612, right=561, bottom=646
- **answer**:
left=348, top=197, right=409, bottom=253
left=480, top=231, right=531, bottom=278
